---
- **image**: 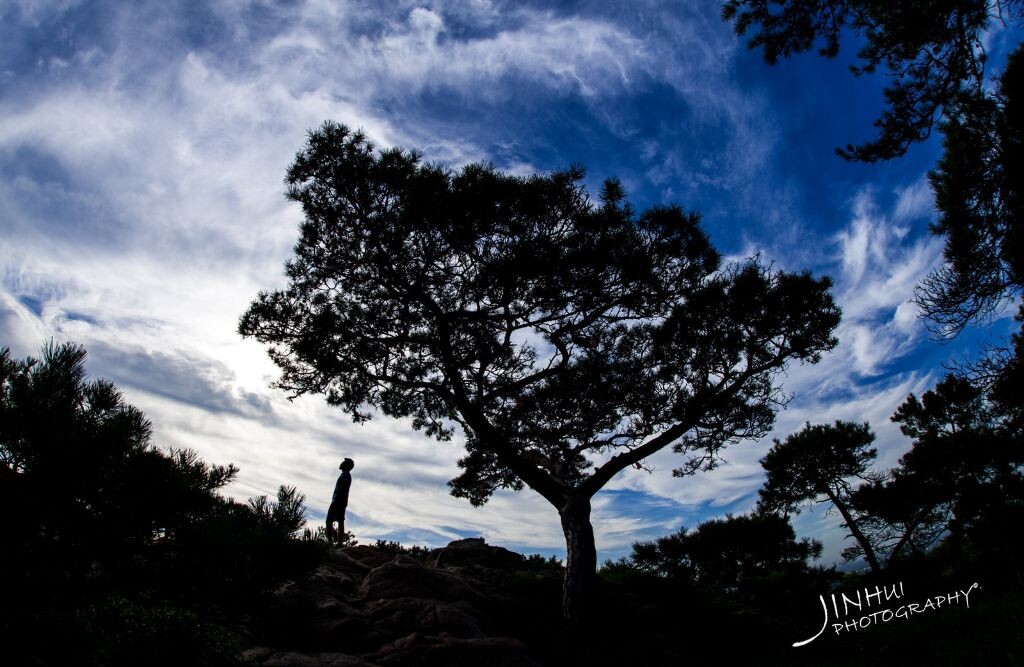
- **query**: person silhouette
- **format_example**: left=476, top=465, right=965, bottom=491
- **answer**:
left=326, top=458, right=354, bottom=545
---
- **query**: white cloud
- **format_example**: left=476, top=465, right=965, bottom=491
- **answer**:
left=893, top=176, right=934, bottom=223
left=0, top=291, right=46, bottom=356
left=831, top=186, right=943, bottom=375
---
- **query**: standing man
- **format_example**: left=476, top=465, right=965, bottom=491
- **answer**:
left=326, top=458, right=354, bottom=545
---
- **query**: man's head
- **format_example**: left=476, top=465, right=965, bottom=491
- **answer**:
left=340, top=458, right=355, bottom=472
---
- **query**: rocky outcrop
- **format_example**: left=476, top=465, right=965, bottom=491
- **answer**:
left=245, top=538, right=555, bottom=666
left=358, top=557, right=487, bottom=606
left=426, top=537, right=526, bottom=570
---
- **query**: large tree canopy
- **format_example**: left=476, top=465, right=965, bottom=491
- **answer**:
left=240, top=121, right=841, bottom=624
left=723, top=0, right=1023, bottom=162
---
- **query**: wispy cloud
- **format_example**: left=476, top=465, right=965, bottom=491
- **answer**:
left=833, top=188, right=943, bottom=375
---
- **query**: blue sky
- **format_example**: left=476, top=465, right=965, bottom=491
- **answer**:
left=2, top=0, right=1020, bottom=565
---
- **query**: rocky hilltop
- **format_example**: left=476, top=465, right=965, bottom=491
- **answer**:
left=245, top=538, right=561, bottom=666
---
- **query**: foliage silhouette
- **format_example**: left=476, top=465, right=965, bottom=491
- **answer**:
left=239, top=121, right=841, bottom=627
left=723, top=1, right=1024, bottom=398
left=917, top=44, right=1024, bottom=341
left=593, top=514, right=839, bottom=665
left=372, top=538, right=431, bottom=560
left=992, top=329, right=1024, bottom=428
left=844, top=470, right=950, bottom=569
left=885, top=374, right=1024, bottom=580
left=758, top=420, right=886, bottom=573
left=760, top=377, right=1023, bottom=578
left=722, top=0, right=1023, bottom=162
left=610, top=513, right=829, bottom=596
left=589, top=404, right=1023, bottom=665
left=1, top=342, right=325, bottom=666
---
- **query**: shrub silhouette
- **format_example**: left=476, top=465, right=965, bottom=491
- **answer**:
left=603, top=512, right=834, bottom=610
left=0, top=342, right=324, bottom=666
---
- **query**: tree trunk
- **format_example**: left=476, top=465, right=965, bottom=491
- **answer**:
left=824, top=487, right=882, bottom=574
left=887, top=513, right=924, bottom=567
left=559, top=496, right=598, bottom=633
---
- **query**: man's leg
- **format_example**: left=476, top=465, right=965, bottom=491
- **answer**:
left=325, top=504, right=338, bottom=544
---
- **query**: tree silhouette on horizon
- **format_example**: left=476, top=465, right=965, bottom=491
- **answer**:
left=760, top=381, right=1024, bottom=577
left=758, top=421, right=888, bottom=573
left=884, top=374, right=1024, bottom=578
left=624, top=512, right=826, bottom=592
left=239, top=121, right=841, bottom=628
left=1, top=341, right=324, bottom=665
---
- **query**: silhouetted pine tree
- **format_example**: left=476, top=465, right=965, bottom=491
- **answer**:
left=239, top=122, right=841, bottom=629
left=0, top=342, right=325, bottom=666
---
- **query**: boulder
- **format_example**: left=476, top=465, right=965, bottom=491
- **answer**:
left=242, top=646, right=376, bottom=667
left=339, top=545, right=400, bottom=569
left=426, top=537, right=525, bottom=571
left=365, top=597, right=485, bottom=639
left=309, top=616, right=375, bottom=653
left=368, top=632, right=544, bottom=667
left=309, top=564, right=359, bottom=596
left=325, top=549, right=374, bottom=576
left=358, top=557, right=485, bottom=606
left=247, top=540, right=549, bottom=666
left=263, top=582, right=366, bottom=648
